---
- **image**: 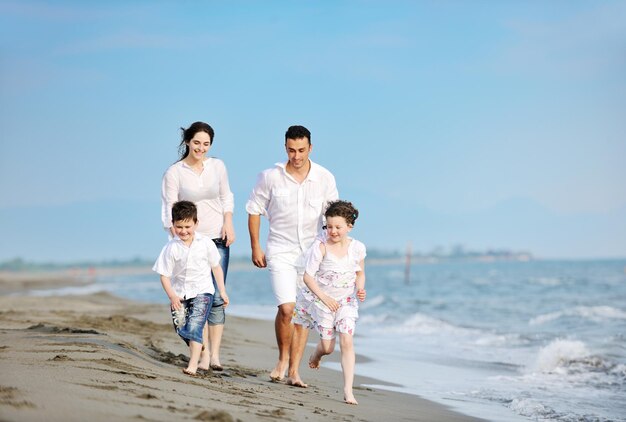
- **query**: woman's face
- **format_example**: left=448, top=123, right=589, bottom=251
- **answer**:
left=185, top=131, right=212, bottom=161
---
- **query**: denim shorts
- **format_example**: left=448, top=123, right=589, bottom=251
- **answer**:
left=175, top=293, right=213, bottom=345
left=208, top=238, right=229, bottom=325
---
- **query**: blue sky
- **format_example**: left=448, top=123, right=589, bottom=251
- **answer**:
left=1, top=0, right=625, bottom=262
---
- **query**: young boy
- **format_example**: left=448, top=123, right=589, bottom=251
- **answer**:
left=153, top=200, right=229, bottom=376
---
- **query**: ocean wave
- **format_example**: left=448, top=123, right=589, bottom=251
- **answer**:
left=530, top=339, right=626, bottom=385
left=529, top=306, right=626, bottom=325
left=386, top=312, right=471, bottom=335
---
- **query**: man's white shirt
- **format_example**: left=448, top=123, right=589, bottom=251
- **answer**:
left=246, top=160, right=338, bottom=257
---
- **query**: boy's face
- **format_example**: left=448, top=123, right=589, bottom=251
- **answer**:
left=172, top=218, right=197, bottom=243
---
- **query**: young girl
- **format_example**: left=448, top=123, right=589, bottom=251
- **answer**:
left=293, top=200, right=367, bottom=405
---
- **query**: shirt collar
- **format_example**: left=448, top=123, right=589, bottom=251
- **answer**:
left=275, top=160, right=319, bottom=182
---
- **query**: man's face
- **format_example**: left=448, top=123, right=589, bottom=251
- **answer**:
left=285, top=137, right=312, bottom=170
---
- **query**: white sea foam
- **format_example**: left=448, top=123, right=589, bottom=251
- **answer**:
left=530, top=306, right=626, bottom=325
left=532, top=339, right=590, bottom=373
left=385, top=312, right=471, bottom=335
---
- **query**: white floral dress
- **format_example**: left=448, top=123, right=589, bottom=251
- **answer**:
left=293, top=237, right=366, bottom=340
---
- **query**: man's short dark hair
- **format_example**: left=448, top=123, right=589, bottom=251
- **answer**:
left=285, top=125, right=311, bottom=144
left=172, top=200, right=198, bottom=223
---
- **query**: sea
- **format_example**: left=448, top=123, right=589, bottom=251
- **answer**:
left=29, top=258, right=626, bottom=422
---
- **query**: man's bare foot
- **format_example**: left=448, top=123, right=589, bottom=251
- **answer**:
left=286, top=376, right=308, bottom=388
left=308, top=353, right=321, bottom=369
left=270, top=361, right=288, bottom=381
left=344, top=391, right=358, bottom=405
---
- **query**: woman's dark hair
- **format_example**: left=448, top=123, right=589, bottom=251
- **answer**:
left=178, top=121, right=215, bottom=161
left=325, top=200, right=359, bottom=226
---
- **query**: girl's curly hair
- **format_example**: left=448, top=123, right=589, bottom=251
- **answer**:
left=325, top=200, right=359, bottom=226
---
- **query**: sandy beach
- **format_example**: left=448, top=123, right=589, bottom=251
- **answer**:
left=0, top=274, right=483, bottom=422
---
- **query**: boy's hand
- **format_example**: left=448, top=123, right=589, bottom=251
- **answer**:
left=356, top=288, right=366, bottom=302
left=220, top=292, right=229, bottom=307
left=170, top=296, right=183, bottom=310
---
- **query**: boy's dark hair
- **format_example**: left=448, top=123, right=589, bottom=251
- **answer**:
left=325, top=200, right=359, bottom=226
left=285, top=125, right=311, bottom=144
left=172, top=200, right=198, bottom=223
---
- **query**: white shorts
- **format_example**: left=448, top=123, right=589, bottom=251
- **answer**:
left=267, top=249, right=305, bottom=306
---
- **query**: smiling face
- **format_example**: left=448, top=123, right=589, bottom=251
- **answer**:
left=325, top=215, right=352, bottom=244
left=172, top=218, right=197, bottom=245
left=185, top=131, right=212, bottom=162
left=285, top=137, right=312, bottom=171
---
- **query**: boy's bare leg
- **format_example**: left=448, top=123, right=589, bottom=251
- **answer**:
left=339, top=333, right=357, bottom=404
left=185, top=340, right=203, bottom=375
left=270, top=302, right=294, bottom=381
left=198, top=323, right=210, bottom=370
left=286, top=324, right=309, bottom=387
left=309, top=338, right=335, bottom=369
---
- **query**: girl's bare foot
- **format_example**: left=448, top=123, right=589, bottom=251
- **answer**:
left=308, top=353, right=321, bottom=369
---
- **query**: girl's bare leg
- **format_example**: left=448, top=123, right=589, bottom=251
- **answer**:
left=339, top=333, right=357, bottom=405
left=309, top=338, right=335, bottom=369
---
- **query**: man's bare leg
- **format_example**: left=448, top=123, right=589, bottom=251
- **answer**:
left=270, top=302, right=294, bottom=381
left=286, top=323, right=309, bottom=387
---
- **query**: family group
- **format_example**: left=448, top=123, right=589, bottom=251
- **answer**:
left=152, top=122, right=367, bottom=405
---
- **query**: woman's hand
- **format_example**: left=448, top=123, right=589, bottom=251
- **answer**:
left=221, top=220, right=236, bottom=247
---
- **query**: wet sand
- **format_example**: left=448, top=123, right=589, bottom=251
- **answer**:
left=0, top=274, right=484, bottom=421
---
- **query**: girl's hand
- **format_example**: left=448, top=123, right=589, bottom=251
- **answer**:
left=356, top=288, right=366, bottom=302
left=321, top=295, right=340, bottom=312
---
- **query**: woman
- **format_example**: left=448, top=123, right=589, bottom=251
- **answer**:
left=161, top=121, right=235, bottom=371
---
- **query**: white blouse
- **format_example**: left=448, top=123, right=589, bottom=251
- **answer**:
left=161, top=157, right=234, bottom=239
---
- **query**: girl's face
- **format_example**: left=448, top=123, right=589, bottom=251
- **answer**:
left=185, top=131, right=212, bottom=161
left=325, top=215, right=352, bottom=243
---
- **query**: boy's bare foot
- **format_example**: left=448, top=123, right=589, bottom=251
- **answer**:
left=182, top=368, right=197, bottom=377
left=286, top=376, right=308, bottom=388
left=308, top=353, right=321, bottom=369
left=344, top=391, right=358, bottom=405
left=269, top=361, right=288, bottom=381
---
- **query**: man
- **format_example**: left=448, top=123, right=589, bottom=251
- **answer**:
left=246, top=125, right=338, bottom=387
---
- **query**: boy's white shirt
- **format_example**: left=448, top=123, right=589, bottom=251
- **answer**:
left=152, top=232, right=221, bottom=300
